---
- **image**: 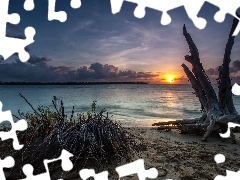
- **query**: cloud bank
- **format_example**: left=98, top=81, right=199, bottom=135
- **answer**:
left=0, top=56, right=158, bottom=82
left=205, top=60, right=240, bottom=83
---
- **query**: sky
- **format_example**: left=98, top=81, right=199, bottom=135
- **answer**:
left=1, top=0, right=240, bottom=84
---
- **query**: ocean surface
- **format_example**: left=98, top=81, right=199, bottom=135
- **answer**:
left=1, top=84, right=240, bottom=126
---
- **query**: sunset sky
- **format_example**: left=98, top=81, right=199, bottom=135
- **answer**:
left=2, top=0, right=240, bottom=84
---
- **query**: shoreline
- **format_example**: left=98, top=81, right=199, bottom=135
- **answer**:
left=125, top=127, right=240, bottom=180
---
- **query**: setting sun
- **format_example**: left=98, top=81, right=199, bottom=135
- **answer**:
left=164, top=74, right=176, bottom=83
left=167, top=75, right=174, bottom=83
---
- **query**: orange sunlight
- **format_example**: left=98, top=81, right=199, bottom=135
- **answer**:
left=164, top=74, right=176, bottom=83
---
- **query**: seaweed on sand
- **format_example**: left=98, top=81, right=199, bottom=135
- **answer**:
left=0, top=94, right=136, bottom=179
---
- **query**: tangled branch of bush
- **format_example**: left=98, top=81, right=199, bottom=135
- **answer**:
left=0, top=94, right=136, bottom=178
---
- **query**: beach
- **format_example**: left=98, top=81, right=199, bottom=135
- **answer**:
left=1, top=85, right=240, bottom=179
left=64, top=127, right=240, bottom=180
left=123, top=127, right=240, bottom=180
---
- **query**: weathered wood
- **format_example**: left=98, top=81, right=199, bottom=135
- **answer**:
left=181, top=63, right=207, bottom=121
left=183, top=25, right=222, bottom=134
left=181, top=17, right=240, bottom=141
left=183, top=24, right=222, bottom=140
left=218, top=17, right=239, bottom=115
left=183, top=25, right=219, bottom=109
left=154, top=17, right=240, bottom=142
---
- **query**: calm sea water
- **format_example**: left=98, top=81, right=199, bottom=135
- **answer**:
left=1, top=84, right=240, bottom=126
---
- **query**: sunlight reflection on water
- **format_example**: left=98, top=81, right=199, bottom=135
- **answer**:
left=0, top=84, right=239, bottom=126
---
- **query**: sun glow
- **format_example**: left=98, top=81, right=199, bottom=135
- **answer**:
left=167, top=75, right=174, bottom=83
left=164, top=74, right=177, bottom=83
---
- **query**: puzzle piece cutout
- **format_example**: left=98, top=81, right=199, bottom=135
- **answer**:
left=24, top=0, right=81, bottom=22
left=206, top=0, right=240, bottom=36
left=0, top=101, right=27, bottom=150
left=48, top=0, right=67, bottom=22
left=24, top=0, right=35, bottom=11
left=116, top=159, right=158, bottom=180
left=219, top=122, right=240, bottom=138
left=21, top=149, right=73, bottom=180
left=110, top=0, right=240, bottom=35
left=0, top=0, right=35, bottom=62
left=110, top=0, right=206, bottom=28
left=232, top=83, right=240, bottom=96
left=214, top=154, right=240, bottom=180
left=79, top=169, right=109, bottom=180
left=215, top=170, right=240, bottom=180
left=217, top=83, right=240, bottom=139
left=214, top=84, right=240, bottom=179
left=0, top=0, right=84, bottom=62
left=48, top=0, right=82, bottom=22
left=0, top=156, right=15, bottom=180
left=70, top=0, right=82, bottom=9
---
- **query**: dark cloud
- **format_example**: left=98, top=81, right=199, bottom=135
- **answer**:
left=118, top=70, right=158, bottom=80
left=0, top=55, right=158, bottom=82
left=88, top=62, right=118, bottom=79
left=197, top=60, right=240, bottom=84
left=174, top=76, right=185, bottom=81
left=49, top=66, right=74, bottom=74
left=205, top=67, right=219, bottom=76
left=231, top=60, right=240, bottom=74
left=0, top=59, right=58, bottom=82
left=27, top=56, right=51, bottom=67
left=205, top=60, right=240, bottom=76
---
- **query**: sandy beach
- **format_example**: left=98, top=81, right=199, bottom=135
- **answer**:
left=57, top=127, right=240, bottom=180
left=123, top=127, right=240, bottom=180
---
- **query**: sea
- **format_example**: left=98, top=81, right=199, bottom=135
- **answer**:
left=1, top=84, right=240, bottom=127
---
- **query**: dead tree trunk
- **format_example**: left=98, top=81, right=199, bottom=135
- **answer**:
left=218, top=17, right=239, bottom=115
left=182, top=17, right=240, bottom=141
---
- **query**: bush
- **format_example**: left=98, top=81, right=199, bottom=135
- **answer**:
left=1, top=94, right=136, bottom=179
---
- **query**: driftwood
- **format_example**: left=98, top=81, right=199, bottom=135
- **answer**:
left=181, top=17, right=240, bottom=142
left=153, top=119, right=207, bottom=135
left=153, top=119, right=217, bottom=136
left=154, top=17, right=240, bottom=142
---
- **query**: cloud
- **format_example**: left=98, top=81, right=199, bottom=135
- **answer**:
left=192, top=60, right=240, bottom=84
left=0, top=59, right=58, bottom=82
left=205, top=60, right=240, bottom=76
left=205, top=67, right=219, bottom=76
left=0, top=55, right=158, bottom=82
left=118, top=70, right=158, bottom=80
left=28, top=56, right=50, bottom=64
left=27, top=55, right=51, bottom=67
left=88, top=62, right=118, bottom=79
left=231, top=60, right=240, bottom=74
left=174, top=76, right=185, bottom=81
left=49, top=66, right=74, bottom=74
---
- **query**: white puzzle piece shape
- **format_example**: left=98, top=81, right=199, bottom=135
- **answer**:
left=0, top=101, right=28, bottom=150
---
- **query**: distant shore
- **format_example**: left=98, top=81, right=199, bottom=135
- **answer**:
left=0, top=81, right=148, bottom=85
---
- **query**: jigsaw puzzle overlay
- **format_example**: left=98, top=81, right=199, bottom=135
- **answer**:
left=214, top=153, right=240, bottom=180
left=0, top=0, right=35, bottom=62
left=0, top=0, right=82, bottom=62
left=110, top=0, right=240, bottom=36
left=0, top=101, right=158, bottom=179
left=1, top=0, right=239, bottom=62
left=0, top=0, right=240, bottom=179
left=211, top=83, right=240, bottom=180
